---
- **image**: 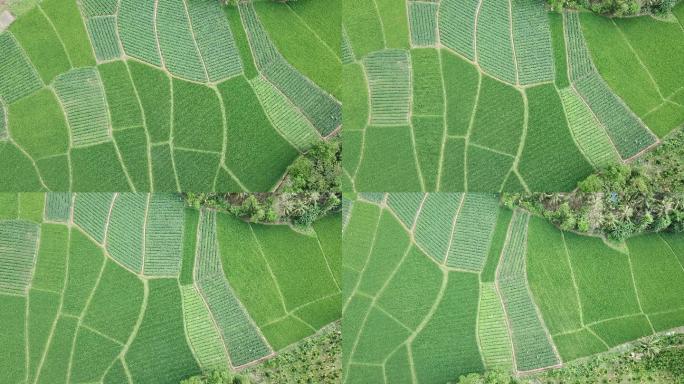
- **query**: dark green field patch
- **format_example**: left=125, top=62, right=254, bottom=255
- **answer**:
left=71, top=142, right=131, bottom=191
left=470, top=76, right=523, bottom=155
left=83, top=260, right=144, bottom=343
left=527, top=217, right=582, bottom=334
left=439, top=138, right=465, bottom=191
left=589, top=314, right=652, bottom=348
left=355, top=126, right=422, bottom=191
left=353, top=306, right=410, bottom=363
left=260, top=315, right=314, bottom=351
left=413, top=116, right=443, bottom=191
left=173, top=149, right=220, bottom=192
left=343, top=0, right=385, bottom=59
left=412, top=272, right=483, bottom=383
left=342, top=63, right=368, bottom=132
left=36, top=154, right=70, bottom=191
left=150, top=144, right=177, bottom=191
left=481, top=208, right=512, bottom=282
left=62, top=229, right=105, bottom=316
left=27, top=289, right=60, bottom=383
left=223, top=6, right=258, bottom=79
left=70, top=327, right=122, bottom=383
left=32, top=223, right=68, bottom=292
left=9, top=88, right=69, bottom=160
left=411, top=48, right=444, bottom=116
left=548, top=12, right=569, bottom=88
left=553, top=329, right=607, bottom=362
left=217, top=213, right=285, bottom=325
left=40, top=0, right=96, bottom=67
left=10, top=7, right=71, bottom=83
left=566, top=232, right=641, bottom=323
left=113, top=127, right=150, bottom=191
left=0, top=294, right=25, bottom=383
left=128, top=61, right=171, bottom=143
left=442, top=51, right=479, bottom=136
left=99, top=61, right=143, bottom=130
left=466, top=145, right=513, bottom=192
left=0, top=142, right=43, bottom=191
left=36, top=315, right=77, bottom=384
left=179, top=208, right=199, bottom=285
left=126, top=279, right=201, bottom=384
left=172, top=79, right=223, bottom=152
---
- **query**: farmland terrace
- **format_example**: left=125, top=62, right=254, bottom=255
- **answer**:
left=342, top=192, right=684, bottom=383
left=342, top=0, right=684, bottom=192
left=0, top=192, right=341, bottom=384
left=0, top=0, right=340, bottom=191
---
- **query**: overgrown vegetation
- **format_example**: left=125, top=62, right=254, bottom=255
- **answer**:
left=455, top=333, right=684, bottom=383
left=245, top=322, right=341, bottom=383
left=183, top=192, right=341, bottom=227
left=180, top=371, right=252, bottom=384
left=503, top=128, right=684, bottom=240
left=280, top=138, right=341, bottom=193
left=546, top=0, right=678, bottom=16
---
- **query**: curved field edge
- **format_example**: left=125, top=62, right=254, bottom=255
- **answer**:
left=342, top=193, right=684, bottom=383
left=0, top=0, right=339, bottom=191
left=0, top=192, right=341, bottom=383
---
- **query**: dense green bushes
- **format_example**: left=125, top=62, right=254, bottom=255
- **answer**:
left=546, top=0, right=678, bottom=16
left=281, top=139, right=341, bottom=193
left=183, top=192, right=341, bottom=227
left=180, top=370, right=251, bottom=384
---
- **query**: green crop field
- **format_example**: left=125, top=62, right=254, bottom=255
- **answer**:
left=0, top=0, right=340, bottom=192
left=343, top=193, right=684, bottom=383
left=0, top=192, right=341, bottom=383
left=342, top=0, right=682, bottom=192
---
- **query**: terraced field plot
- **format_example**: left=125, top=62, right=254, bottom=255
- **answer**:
left=342, top=1, right=678, bottom=192
left=0, top=193, right=341, bottom=383
left=343, top=193, right=684, bottom=383
left=0, top=0, right=340, bottom=191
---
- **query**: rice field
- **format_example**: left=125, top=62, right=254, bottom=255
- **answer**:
left=343, top=193, right=684, bottom=383
left=343, top=0, right=673, bottom=192
left=0, top=0, right=339, bottom=192
left=0, top=193, right=341, bottom=383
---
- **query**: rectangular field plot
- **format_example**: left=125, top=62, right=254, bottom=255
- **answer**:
left=552, top=329, right=607, bottom=362
left=1, top=295, right=26, bottom=382
left=195, top=209, right=223, bottom=282
left=511, top=0, right=555, bottom=85
left=118, top=0, right=161, bottom=66
left=81, top=0, right=117, bottom=17
left=98, top=61, right=143, bottom=130
left=438, top=0, right=478, bottom=60
left=409, top=2, right=438, bottom=47
left=564, top=12, right=594, bottom=82
left=0, top=220, right=39, bottom=295
left=106, top=193, right=147, bottom=273
left=53, top=68, right=111, bottom=147
left=364, top=49, right=411, bottom=125
left=0, top=32, right=43, bottom=103
left=238, top=2, right=279, bottom=68
left=144, top=194, right=185, bottom=276
left=86, top=16, right=122, bottom=61
left=447, top=193, right=500, bottom=271
left=126, top=279, right=201, bottom=384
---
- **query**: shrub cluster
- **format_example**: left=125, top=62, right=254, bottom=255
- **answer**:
left=546, top=0, right=678, bottom=16
left=180, top=370, right=251, bottom=384
left=183, top=192, right=341, bottom=227
left=503, top=127, right=684, bottom=240
left=281, top=139, right=341, bottom=193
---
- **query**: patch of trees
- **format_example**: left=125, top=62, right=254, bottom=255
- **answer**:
left=546, top=0, right=678, bottom=16
left=183, top=192, right=341, bottom=227
left=502, top=127, right=684, bottom=240
left=280, top=138, right=341, bottom=193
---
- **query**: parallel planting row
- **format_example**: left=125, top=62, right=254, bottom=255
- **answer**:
left=0, top=193, right=341, bottom=383
left=342, top=193, right=684, bottom=383
left=342, top=0, right=677, bottom=192
left=0, top=0, right=340, bottom=191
